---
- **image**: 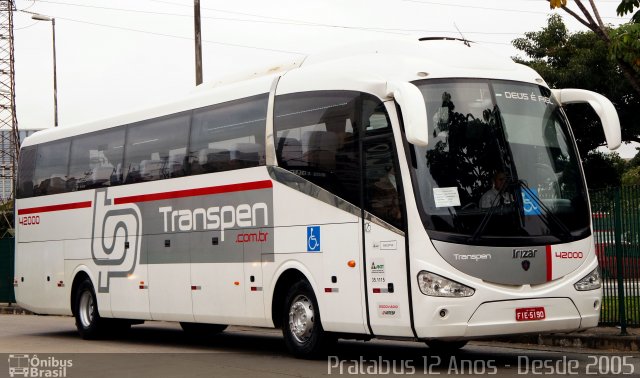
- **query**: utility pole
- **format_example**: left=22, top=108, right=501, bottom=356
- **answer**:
left=194, top=0, right=203, bottom=86
left=31, top=14, right=58, bottom=127
left=0, top=0, right=19, bottom=236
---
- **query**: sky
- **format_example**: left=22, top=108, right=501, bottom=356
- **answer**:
left=12, top=0, right=637, bottom=157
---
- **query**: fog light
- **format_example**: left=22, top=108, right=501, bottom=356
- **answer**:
left=439, top=309, right=448, bottom=318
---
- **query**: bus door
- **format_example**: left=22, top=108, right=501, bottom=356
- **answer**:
left=362, top=130, right=413, bottom=337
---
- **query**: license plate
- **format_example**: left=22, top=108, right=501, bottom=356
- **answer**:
left=515, top=307, right=546, bottom=321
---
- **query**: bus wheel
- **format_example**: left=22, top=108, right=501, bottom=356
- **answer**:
left=425, top=340, right=468, bottom=352
left=74, top=278, right=106, bottom=339
left=282, top=281, right=334, bottom=358
left=180, top=322, right=228, bottom=336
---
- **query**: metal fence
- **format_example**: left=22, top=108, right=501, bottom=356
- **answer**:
left=590, top=186, right=640, bottom=329
left=0, top=237, right=14, bottom=303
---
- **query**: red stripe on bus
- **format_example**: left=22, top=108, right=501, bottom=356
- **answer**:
left=546, top=245, right=552, bottom=282
left=114, top=180, right=273, bottom=205
left=17, top=201, right=92, bottom=215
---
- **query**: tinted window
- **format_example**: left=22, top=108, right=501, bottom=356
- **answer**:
left=17, top=146, right=37, bottom=198
left=33, top=140, right=70, bottom=196
left=275, top=91, right=361, bottom=204
left=364, top=136, right=404, bottom=229
left=189, top=94, right=268, bottom=175
left=123, top=113, right=190, bottom=183
left=275, top=91, right=391, bottom=208
left=412, top=79, right=589, bottom=244
left=68, top=128, right=125, bottom=190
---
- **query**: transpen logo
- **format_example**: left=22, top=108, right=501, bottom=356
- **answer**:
left=158, top=202, right=269, bottom=242
left=91, top=189, right=142, bottom=293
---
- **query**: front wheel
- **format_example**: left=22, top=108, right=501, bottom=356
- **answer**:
left=74, top=278, right=107, bottom=339
left=282, top=280, right=334, bottom=358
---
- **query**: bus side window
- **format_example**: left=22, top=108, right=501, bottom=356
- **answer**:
left=189, top=94, right=268, bottom=175
left=278, top=138, right=305, bottom=168
left=17, top=146, right=37, bottom=198
left=32, top=140, right=70, bottom=196
left=274, top=91, right=360, bottom=206
left=68, top=127, right=125, bottom=190
left=123, top=112, right=190, bottom=183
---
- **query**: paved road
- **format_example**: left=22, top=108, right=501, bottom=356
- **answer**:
left=1, top=315, right=638, bottom=377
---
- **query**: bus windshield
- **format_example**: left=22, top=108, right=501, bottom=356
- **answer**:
left=411, top=79, right=590, bottom=245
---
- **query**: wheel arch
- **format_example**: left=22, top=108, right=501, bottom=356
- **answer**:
left=270, top=265, right=319, bottom=329
left=69, top=267, right=95, bottom=316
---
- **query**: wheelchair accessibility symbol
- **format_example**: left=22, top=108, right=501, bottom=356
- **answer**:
left=521, top=188, right=541, bottom=216
left=307, top=226, right=321, bottom=252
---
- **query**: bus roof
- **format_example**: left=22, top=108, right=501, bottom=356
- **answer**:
left=22, top=37, right=545, bottom=147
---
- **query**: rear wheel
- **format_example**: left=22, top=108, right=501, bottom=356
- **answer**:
left=282, top=280, right=334, bottom=358
left=74, top=278, right=107, bottom=339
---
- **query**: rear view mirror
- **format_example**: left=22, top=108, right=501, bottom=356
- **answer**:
left=386, top=81, right=429, bottom=146
left=552, top=89, right=621, bottom=150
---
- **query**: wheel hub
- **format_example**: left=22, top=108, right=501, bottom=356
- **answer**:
left=79, top=291, right=94, bottom=328
left=289, top=295, right=314, bottom=343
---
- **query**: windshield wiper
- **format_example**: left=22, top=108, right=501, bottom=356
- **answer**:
left=469, top=179, right=572, bottom=242
left=469, top=185, right=510, bottom=243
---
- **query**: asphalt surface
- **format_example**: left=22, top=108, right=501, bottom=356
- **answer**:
left=1, top=314, right=639, bottom=378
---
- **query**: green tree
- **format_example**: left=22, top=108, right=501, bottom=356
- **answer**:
left=546, top=0, right=640, bottom=95
left=0, top=200, right=13, bottom=238
left=582, top=151, right=627, bottom=188
left=616, top=0, right=640, bottom=22
left=622, top=165, right=640, bottom=185
left=513, top=15, right=640, bottom=156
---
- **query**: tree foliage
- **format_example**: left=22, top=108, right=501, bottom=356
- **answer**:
left=615, top=0, right=639, bottom=19
left=582, top=151, right=627, bottom=188
left=546, top=0, right=640, bottom=95
left=513, top=15, right=640, bottom=156
left=622, top=165, right=640, bottom=185
left=609, top=23, right=640, bottom=69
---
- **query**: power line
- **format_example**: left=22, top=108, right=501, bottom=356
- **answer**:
left=55, top=15, right=310, bottom=56
left=21, top=0, right=412, bottom=36
left=20, top=11, right=516, bottom=48
left=17, top=0, right=624, bottom=50
left=14, top=20, right=39, bottom=30
left=402, top=0, right=631, bottom=20
left=17, top=0, right=537, bottom=36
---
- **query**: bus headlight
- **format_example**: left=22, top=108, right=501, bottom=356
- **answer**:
left=417, top=271, right=475, bottom=297
left=574, top=268, right=602, bottom=291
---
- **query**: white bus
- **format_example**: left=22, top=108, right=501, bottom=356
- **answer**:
left=14, top=38, right=620, bottom=357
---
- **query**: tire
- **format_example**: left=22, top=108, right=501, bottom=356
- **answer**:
left=180, top=322, right=228, bottom=336
left=282, top=280, right=334, bottom=358
left=74, top=278, right=107, bottom=340
left=425, top=340, right=468, bottom=352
